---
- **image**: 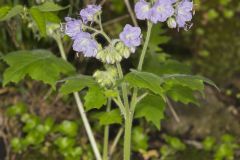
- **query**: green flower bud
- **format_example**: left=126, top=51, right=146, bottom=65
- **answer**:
left=122, top=47, right=131, bottom=58
left=46, top=23, right=60, bottom=37
left=167, top=17, right=177, bottom=29
left=93, top=66, right=118, bottom=88
left=96, top=46, right=123, bottom=64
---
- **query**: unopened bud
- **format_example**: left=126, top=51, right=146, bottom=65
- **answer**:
left=167, top=17, right=177, bottom=29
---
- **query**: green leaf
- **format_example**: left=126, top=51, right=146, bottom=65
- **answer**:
left=3, top=50, right=75, bottom=88
left=35, top=1, right=69, bottom=12
left=54, top=137, right=75, bottom=150
left=163, top=74, right=219, bottom=91
left=124, top=70, right=163, bottom=95
left=203, top=137, right=216, bottom=151
left=56, top=120, right=79, bottom=137
left=0, top=6, right=11, bottom=19
left=0, top=5, right=23, bottom=22
left=92, top=109, right=122, bottom=125
left=22, top=115, right=40, bottom=132
left=84, top=86, right=107, bottom=111
left=143, top=53, right=191, bottom=75
left=163, top=135, right=186, bottom=151
left=132, top=127, right=149, bottom=151
left=6, top=102, right=27, bottom=116
left=135, top=95, right=166, bottom=129
left=24, top=131, right=46, bottom=145
left=30, top=7, right=46, bottom=36
left=60, top=75, right=97, bottom=95
left=166, top=85, right=199, bottom=105
left=44, top=12, right=60, bottom=23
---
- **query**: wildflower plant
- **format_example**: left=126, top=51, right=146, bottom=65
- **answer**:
left=0, top=0, right=217, bottom=160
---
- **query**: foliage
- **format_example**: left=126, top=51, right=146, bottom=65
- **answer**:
left=2, top=50, right=75, bottom=88
left=7, top=103, right=82, bottom=160
left=0, top=0, right=227, bottom=160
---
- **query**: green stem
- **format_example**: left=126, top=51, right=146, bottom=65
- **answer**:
left=123, top=22, right=153, bottom=160
left=84, top=25, right=111, bottom=43
left=123, top=112, right=133, bottom=160
left=116, top=62, right=130, bottom=110
left=130, top=21, right=153, bottom=112
left=56, top=37, right=102, bottom=160
left=103, top=99, right=111, bottom=160
left=137, top=21, right=153, bottom=70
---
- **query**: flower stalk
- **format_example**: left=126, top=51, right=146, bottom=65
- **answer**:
left=103, top=99, right=111, bottom=160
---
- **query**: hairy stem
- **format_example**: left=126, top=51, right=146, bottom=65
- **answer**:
left=56, top=37, right=102, bottom=160
left=103, top=99, right=111, bottom=160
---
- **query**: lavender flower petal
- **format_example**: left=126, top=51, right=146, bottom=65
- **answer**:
left=80, top=5, right=101, bottom=24
left=72, top=32, right=98, bottom=57
left=64, top=17, right=82, bottom=38
left=176, top=0, right=193, bottom=28
left=119, top=24, right=142, bottom=50
left=134, top=0, right=151, bottom=20
left=149, top=0, right=174, bottom=23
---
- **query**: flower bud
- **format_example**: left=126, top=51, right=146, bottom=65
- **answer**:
left=167, top=17, right=177, bottom=29
left=93, top=66, right=118, bottom=88
left=96, top=46, right=123, bottom=64
left=115, top=41, right=131, bottom=59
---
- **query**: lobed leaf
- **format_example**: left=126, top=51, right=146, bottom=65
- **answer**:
left=124, top=69, right=164, bottom=95
left=166, top=85, right=199, bottom=105
left=84, top=86, right=107, bottom=111
left=163, top=74, right=219, bottom=91
left=3, top=50, right=75, bottom=88
left=135, top=95, right=166, bottom=129
left=59, top=75, right=97, bottom=95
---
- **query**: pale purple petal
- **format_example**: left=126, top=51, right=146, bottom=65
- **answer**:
left=72, top=32, right=98, bottom=57
left=134, top=0, right=151, bottom=20
left=149, top=0, right=174, bottom=23
left=119, top=24, right=142, bottom=49
left=176, top=0, right=193, bottom=28
left=64, top=18, right=82, bottom=38
left=80, top=5, right=101, bottom=24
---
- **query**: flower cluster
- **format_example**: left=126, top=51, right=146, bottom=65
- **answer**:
left=64, top=1, right=192, bottom=63
left=64, top=4, right=142, bottom=62
left=64, top=5, right=101, bottom=57
left=93, top=66, right=118, bottom=88
left=134, top=0, right=193, bottom=28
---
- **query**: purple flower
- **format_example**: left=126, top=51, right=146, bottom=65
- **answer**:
left=149, top=0, right=174, bottom=23
left=80, top=5, right=101, bottom=24
left=134, top=0, right=151, bottom=20
left=176, top=0, right=193, bottom=28
left=72, top=32, right=98, bottom=57
left=64, top=17, right=82, bottom=38
left=119, top=24, right=141, bottom=50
